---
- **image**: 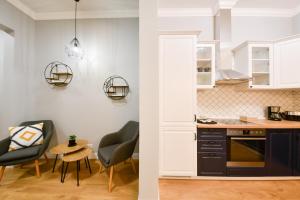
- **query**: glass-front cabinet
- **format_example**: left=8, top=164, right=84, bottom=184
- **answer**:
left=249, top=44, right=273, bottom=88
left=196, top=42, right=216, bottom=89
left=233, top=42, right=273, bottom=89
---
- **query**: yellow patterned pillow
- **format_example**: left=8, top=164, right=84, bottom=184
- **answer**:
left=8, top=123, right=44, bottom=151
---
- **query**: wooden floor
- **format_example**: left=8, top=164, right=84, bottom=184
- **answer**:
left=0, top=159, right=138, bottom=200
left=160, top=179, right=300, bottom=200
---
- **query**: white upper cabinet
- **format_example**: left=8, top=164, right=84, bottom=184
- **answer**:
left=233, top=42, right=274, bottom=89
left=234, top=35, right=300, bottom=90
left=274, top=36, right=300, bottom=89
left=196, top=42, right=216, bottom=89
left=159, top=34, right=197, bottom=127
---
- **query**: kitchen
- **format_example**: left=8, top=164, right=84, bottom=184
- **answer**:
left=158, top=0, right=300, bottom=182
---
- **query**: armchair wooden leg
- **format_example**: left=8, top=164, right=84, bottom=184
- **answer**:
left=130, top=158, right=137, bottom=174
left=35, top=160, right=41, bottom=177
left=99, top=163, right=103, bottom=174
left=44, top=153, right=49, bottom=165
left=109, top=166, right=114, bottom=192
left=0, top=166, right=5, bottom=182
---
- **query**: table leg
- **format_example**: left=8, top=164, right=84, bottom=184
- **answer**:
left=86, top=157, right=92, bottom=175
left=52, top=154, right=58, bottom=173
left=84, top=158, right=88, bottom=168
left=62, top=162, right=69, bottom=183
left=76, top=160, right=80, bottom=186
left=60, top=161, right=64, bottom=183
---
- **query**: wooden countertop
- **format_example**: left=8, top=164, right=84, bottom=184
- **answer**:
left=197, top=119, right=300, bottom=129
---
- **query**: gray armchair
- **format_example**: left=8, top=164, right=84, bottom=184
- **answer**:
left=98, top=121, right=139, bottom=192
left=0, top=120, right=54, bottom=181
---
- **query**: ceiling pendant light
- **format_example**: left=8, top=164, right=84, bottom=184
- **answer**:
left=65, top=0, right=84, bottom=59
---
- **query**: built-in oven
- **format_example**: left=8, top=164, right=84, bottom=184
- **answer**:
left=227, top=129, right=266, bottom=175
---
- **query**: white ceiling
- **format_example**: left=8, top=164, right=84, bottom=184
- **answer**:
left=159, top=0, right=300, bottom=9
left=235, top=0, right=300, bottom=9
left=159, top=0, right=217, bottom=8
left=6, top=0, right=300, bottom=19
left=19, top=0, right=138, bottom=12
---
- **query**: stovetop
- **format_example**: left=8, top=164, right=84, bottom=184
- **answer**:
left=214, top=119, right=255, bottom=125
left=198, top=119, right=255, bottom=125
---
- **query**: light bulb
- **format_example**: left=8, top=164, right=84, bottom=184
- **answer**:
left=65, top=37, right=84, bottom=60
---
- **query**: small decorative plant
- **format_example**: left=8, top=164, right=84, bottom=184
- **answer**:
left=68, top=134, right=77, bottom=147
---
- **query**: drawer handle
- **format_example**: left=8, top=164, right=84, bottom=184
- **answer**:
left=202, top=157, right=222, bottom=159
left=201, top=147, right=223, bottom=150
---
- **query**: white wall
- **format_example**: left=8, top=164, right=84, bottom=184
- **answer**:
left=159, top=16, right=214, bottom=40
left=293, top=13, right=300, bottom=34
left=159, top=16, right=294, bottom=44
left=0, top=0, right=35, bottom=138
left=139, top=0, right=159, bottom=199
left=28, top=18, right=139, bottom=152
left=232, top=16, right=293, bottom=46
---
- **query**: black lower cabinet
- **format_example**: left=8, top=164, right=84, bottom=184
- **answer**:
left=266, top=129, right=293, bottom=176
left=197, top=128, right=226, bottom=176
left=198, top=153, right=226, bottom=176
left=293, top=129, right=300, bottom=176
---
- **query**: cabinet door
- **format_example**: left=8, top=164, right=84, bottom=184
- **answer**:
left=196, top=43, right=216, bottom=89
left=249, top=44, right=273, bottom=89
left=159, top=35, right=197, bottom=127
left=274, top=37, right=300, bottom=88
left=160, top=130, right=197, bottom=176
left=266, top=129, right=293, bottom=176
left=293, top=130, right=300, bottom=176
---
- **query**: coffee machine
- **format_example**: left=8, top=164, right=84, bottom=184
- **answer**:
left=267, top=106, right=282, bottom=121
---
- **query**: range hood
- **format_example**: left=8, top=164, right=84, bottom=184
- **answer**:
left=214, top=9, right=251, bottom=84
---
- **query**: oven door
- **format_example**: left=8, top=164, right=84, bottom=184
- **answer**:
left=227, top=136, right=266, bottom=168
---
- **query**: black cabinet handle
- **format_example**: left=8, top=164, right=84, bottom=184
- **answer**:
left=194, top=114, right=197, bottom=122
left=194, top=133, right=197, bottom=141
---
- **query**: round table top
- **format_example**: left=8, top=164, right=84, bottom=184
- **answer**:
left=50, top=139, right=88, bottom=154
left=62, top=147, right=92, bottom=162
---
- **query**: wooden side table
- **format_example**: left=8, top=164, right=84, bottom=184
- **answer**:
left=61, top=147, right=92, bottom=186
left=49, top=139, right=88, bottom=172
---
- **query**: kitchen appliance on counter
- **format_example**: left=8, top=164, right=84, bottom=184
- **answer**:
left=267, top=106, right=282, bottom=121
left=281, top=111, right=300, bottom=121
left=227, top=129, right=266, bottom=176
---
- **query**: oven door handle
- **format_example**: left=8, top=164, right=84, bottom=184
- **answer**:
left=230, top=137, right=266, bottom=141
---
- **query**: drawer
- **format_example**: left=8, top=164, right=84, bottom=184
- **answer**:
left=198, top=140, right=226, bottom=152
left=197, top=152, right=226, bottom=176
left=197, top=128, right=226, bottom=140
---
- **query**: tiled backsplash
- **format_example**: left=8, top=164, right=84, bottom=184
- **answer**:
left=197, top=85, right=300, bottom=119
left=294, top=91, right=300, bottom=111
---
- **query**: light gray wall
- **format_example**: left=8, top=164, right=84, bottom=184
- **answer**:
left=293, top=13, right=300, bottom=34
left=159, top=16, right=294, bottom=44
left=159, top=16, right=214, bottom=40
left=232, top=16, right=293, bottom=46
left=29, top=18, right=139, bottom=153
left=0, top=0, right=35, bottom=138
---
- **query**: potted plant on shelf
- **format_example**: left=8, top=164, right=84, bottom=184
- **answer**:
left=68, top=135, right=77, bottom=147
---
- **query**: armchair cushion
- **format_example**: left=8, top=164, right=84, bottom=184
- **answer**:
left=0, top=145, right=41, bottom=163
left=98, top=144, right=120, bottom=165
left=8, top=123, right=44, bottom=151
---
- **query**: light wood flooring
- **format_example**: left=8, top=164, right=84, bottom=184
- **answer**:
left=0, top=159, right=138, bottom=200
left=160, top=179, right=300, bottom=200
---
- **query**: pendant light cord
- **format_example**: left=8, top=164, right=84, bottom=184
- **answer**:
left=75, top=0, right=78, bottom=39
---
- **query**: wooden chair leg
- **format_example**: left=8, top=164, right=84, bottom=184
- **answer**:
left=44, top=153, right=49, bottom=164
left=99, top=163, right=103, bottom=174
left=130, top=158, right=137, bottom=174
left=109, top=166, right=114, bottom=192
left=35, top=160, right=41, bottom=177
left=0, top=166, right=6, bottom=182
